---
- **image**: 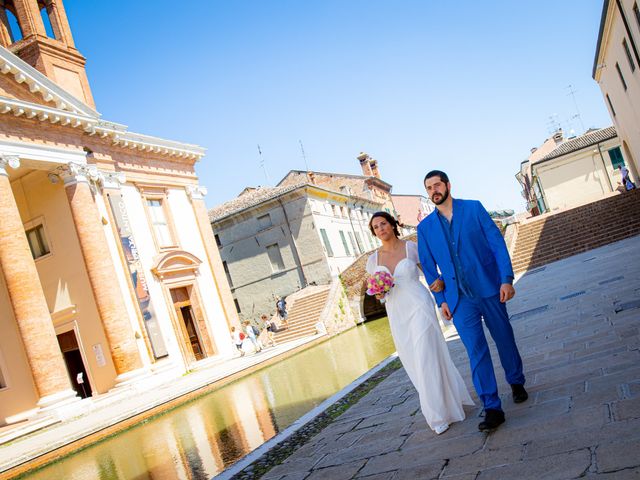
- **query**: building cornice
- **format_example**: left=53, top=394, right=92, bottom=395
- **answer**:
left=278, top=169, right=393, bottom=190
left=0, top=45, right=206, bottom=161
left=0, top=96, right=206, bottom=161
left=210, top=183, right=383, bottom=224
left=534, top=126, right=617, bottom=165
left=593, top=0, right=612, bottom=80
left=0, top=44, right=97, bottom=116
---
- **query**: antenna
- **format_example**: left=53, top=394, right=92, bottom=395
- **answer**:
left=546, top=113, right=561, bottom=135
left=566, top=85, right=586, bottom=133
left=299, top=140, right=310, bottom=171
left=257, top=144, right=271, bottom=185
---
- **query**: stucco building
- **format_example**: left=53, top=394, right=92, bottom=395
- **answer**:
left=593, top=0, right=640, bottom=182
left=0, top=0, right=237, bottom=425
left=516, top=127, right=628, bottom=215
left=210, top=182, right=382, bottom=321
left=390, top=194, right=435, bottom=228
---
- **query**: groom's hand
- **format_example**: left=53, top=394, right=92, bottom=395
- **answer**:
left=429, top=278, right=444, bottom=293
left=441, top=302, right=452, bottom=320
left=500, top=284, right=515, bottom=303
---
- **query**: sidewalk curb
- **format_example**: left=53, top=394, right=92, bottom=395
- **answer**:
left=215, top=352, right=400, bottom=480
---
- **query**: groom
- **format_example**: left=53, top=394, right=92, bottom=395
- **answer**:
left=417, top=170, right=527, bottom=432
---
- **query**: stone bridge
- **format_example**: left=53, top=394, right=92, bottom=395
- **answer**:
left=340, top=234, right=416, bottom=322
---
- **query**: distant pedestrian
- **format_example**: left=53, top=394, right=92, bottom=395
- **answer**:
left=243, top=320, right=263, bottom=353
left=231, top=326, right=245, bottom=357
left=261, top=314, right=277, bottom=347
left=276, top=296, right=289, bottom=328
left=619, top=165, right=636, bottom=191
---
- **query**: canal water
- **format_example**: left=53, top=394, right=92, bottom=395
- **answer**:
left=22, top=317, right=395, bottom=480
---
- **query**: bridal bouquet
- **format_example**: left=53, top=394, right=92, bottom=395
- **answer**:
left=366, top=271, right=395, bottom=303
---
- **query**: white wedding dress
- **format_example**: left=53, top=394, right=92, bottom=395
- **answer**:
left=366, top=241, right=474, bottom=432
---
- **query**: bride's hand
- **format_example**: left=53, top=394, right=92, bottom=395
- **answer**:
left=440, top=302, right=452, bottom=320
left=375, top=293, right=385, bottom=300
left=429, top=278, right=444, bottom=293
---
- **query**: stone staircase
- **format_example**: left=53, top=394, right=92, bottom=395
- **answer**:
left=512, top=189, right=640, bottom=273
left=273, top=286, right=331, bottom=344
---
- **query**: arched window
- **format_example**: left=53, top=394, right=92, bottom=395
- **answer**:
left=1, top=0, right=23, bottom=43
left=38, top=1, right=56, bottom=39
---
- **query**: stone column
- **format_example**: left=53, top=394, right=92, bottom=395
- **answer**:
left=13, top=0, right=47, bottom=38
left=46, top=0, right=77, bottom=48
left=0, top=9, right=13, bottom=48
left=186, top=185, right=239, bottom=330
left=0, top=155, right=77, bottom=409
left=58, top=163, right=145, bottom=383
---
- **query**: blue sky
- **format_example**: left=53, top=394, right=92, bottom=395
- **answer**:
left=63, top=0, right=612, bottom=212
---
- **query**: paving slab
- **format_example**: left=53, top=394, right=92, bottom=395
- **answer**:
left=228, top=235, right=640, bottom=479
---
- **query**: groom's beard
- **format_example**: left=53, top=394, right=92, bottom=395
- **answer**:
left=431, top=187, right=450, bottom=205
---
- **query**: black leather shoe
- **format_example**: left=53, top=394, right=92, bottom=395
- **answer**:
left=478, top=409, right=505, bottom=432
left=511, top=384, right=528, bottom=403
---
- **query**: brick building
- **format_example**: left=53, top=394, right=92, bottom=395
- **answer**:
left=0, top=0, right=237, bottom=425
left=390, top=193, right=434, bottom=228
left=278, top=152, right=397, bottom=215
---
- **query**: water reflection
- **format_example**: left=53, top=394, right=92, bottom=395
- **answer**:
left=22, top=318, right=394, bottom=480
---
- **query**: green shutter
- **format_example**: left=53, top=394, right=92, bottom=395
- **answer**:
left=608, top=147, right=625, bottom=169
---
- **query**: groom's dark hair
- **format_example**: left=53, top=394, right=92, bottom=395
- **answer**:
left=424, top=170, right=450, bottom=185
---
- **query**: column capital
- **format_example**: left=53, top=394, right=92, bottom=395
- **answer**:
left=100, top=171, right=126, bottom=190
left=186, top=184, right=208, bottom=201
left=0, top=154, right=20, bottom=176
left=55, top=162, right=102, bottom=186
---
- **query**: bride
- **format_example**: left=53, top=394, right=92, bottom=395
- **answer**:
left=366, top=212, right=474, bottom=434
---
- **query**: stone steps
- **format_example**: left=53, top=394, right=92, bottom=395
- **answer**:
left=512, top=189, right=640, bottom=273
left=273, top=288, right=331, bottom=343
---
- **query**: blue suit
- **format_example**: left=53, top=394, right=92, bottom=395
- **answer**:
left=417, top=199, right=524, bottom=411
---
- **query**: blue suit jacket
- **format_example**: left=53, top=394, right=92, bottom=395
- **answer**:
left=417, top=199, right=514, bottom=313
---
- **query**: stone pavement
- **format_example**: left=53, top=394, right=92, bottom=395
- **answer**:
left=253, top=235, right=640, bottom=480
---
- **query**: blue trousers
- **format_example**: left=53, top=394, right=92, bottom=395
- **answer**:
left=453, top=294, right=525, bottom=411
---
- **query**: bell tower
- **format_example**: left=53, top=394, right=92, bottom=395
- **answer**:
left=0, top=0, right=95, bottom=108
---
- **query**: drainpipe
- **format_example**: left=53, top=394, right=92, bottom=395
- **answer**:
left=596, top=143, right=614, bottom=192
left=277, top=198, right=308, bottom=288
left=349, top=199, right=370, bottom=253
left=346, top=200, right=360, bottom=255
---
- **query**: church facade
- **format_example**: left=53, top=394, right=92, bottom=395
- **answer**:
left=0, top=0, right=237, bottom=425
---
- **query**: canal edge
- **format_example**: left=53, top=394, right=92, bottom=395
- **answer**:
left=0, top=333, right=332, bottom=479
left=216, top=352, right=401, bottom=480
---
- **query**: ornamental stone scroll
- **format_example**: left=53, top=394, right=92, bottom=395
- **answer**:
left=185, top=184, right=208, bottom=201
left=0, top=154, right=20, bottom=176
left=54, top=162, right=102, bottom=186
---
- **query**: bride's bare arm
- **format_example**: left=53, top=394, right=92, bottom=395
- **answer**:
left=417, top=263, right=444, bottom=292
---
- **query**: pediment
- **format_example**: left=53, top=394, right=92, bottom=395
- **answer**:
left=0, top=45, right=98, bottom=117
left=0, top=46, right=205, bottom=161
left=151, top=251, right=203, bottom=279
left=0, top=71, right=46, bottom=105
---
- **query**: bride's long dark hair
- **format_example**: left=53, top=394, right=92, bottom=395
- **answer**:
left=369, top=211, right=401, bottom=238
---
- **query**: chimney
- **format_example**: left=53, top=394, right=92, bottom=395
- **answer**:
left=369, top=159, right=380, bottom=179
left=552, top=129, right=564, bottom=144
left=307, top=171, right=316, bottom=184
left=357, top=152, right=373, bottom=176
